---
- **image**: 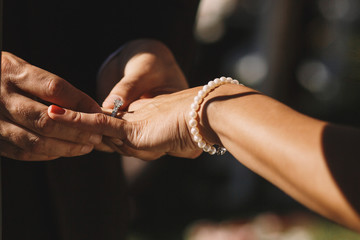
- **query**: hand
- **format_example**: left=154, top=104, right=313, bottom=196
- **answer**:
left=97, top=39, right=189, bottom=110
left=96, top=39, right=189, bottom=153
left=0, top=52, right=103, bottom=160
left=47, top=88, right=205, bottom=161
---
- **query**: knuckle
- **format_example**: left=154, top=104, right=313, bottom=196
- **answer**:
left=1, top=53, right=13, bottom=74
left=45, top=77, right=64, bottom=98
left=34, top=111, right=55, bottom=135
left=68, top=110, right=83, bottom=123
left=94, top=113, right=109, bottom=126
left=1, top=52, right=20, bottom=74
left=1, top=52, right=27, bottom=87
left=26, top=135, right=44, bottom=154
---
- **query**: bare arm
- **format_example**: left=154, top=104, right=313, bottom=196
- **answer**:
left=47, top=83, right=360, bottom=231
left=202, top=84, right=360, bottom=232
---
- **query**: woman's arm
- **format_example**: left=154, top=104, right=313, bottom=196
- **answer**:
left=47, top=83, right=360, bottom=231
left=201, top=84, right=360, bottom=232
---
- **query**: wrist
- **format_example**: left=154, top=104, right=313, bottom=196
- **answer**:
left=188, top=77, right=245, bottom=155
left=200, top=83, right=248, bottom=144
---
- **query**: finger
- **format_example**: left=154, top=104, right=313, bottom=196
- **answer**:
left=102, top=75, right=147, bottom=109
left=95, top=137, right=117, bottom=153
left=0, top=122, right=94, bottom=158
left=4, top=96, right=102, bottom=145
left=28, top=136, right=94, bottom=158
left=101, top=137, right=125, bottom=154
left=48, top=105, right=128, bottom=139
left=104, top=136, right=164, bottom=161
left=101, top=108, right=113, bottom=116
left=0, top=140, right=58, bottom=161
left=15, top=63, right=100, bottom=113
left=113, top=142, right=164, bottom=161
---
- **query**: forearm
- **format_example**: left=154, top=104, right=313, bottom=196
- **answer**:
left=46, top=80, right=360, bottom=230
left=202, top=84, right=360, bottom=231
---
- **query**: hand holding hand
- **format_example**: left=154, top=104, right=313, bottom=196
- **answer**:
left=48, top=88, right=205, bottom=161
left=96, top=39, right=190, bottom=152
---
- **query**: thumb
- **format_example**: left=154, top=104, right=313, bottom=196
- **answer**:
left=102, top=76, right=149, bottom=109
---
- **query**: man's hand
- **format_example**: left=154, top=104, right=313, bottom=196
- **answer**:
left=0, top=52, right=103, bottom=160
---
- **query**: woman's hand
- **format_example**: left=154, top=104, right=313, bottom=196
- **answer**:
left=48, top=88, right=204, bottom=161
left=96, top=39, right=189, bottom=152
left=0, top=52, right=103, bottom=160
left=97, top=39, right=189, bottom=109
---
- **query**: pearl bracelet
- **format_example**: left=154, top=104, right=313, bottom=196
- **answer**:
left=189, top=77, right=242, bottom=155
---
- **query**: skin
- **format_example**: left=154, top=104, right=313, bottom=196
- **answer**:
left=48, top=84, right=360, bottom=232
left=98, top=39, right=189, bottom=108
left=1, top=39, right=188, bottom=158
left=96, top=39, right=189, bottom=152
left=0, top=52, right=103, bottom=160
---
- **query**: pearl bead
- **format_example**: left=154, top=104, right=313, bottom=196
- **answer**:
left=189, top=77, right=240, bottom=156
left=198, top=140, right=206, bottom=148
left=231, top=79, right=239, bottom=85
left=194, top=96, right=201, bottom=104
left=198, top=90, right=206, bottom=98
left=203, top=144, right=211, bottom=152
left=209, top=147, right=217, bottom=155
left=191, top=127, right=199, bottom=135
left=203, top=85, right=211, bottom=93
left=193, top=133, right=202, bottom=142
left=189, top=118, right=197, bottom=127
left=189, top=110, right=197, bottom=118
left=214, top=78, right=221, bottom=85
left=191, top=102, right=199, bottom=111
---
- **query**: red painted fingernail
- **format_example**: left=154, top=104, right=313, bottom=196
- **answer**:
left=50, top=105, right=65, bottom=114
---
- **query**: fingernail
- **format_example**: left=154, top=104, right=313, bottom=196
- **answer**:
left=49, top=105, right=65, bottom=114
left=81, top=144, right=94, bottom=153
left=111, top=138, right=123, bottom=146
left=103, top=95, right=123, bottom=108
left=89, top=134, right=102, bottom=144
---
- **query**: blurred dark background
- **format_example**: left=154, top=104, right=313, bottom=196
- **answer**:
left=191, top=0, right=360, bottom=125
left=3, top=0, right=360, bottom=239
left=126, top=0, right=360, bottom=239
